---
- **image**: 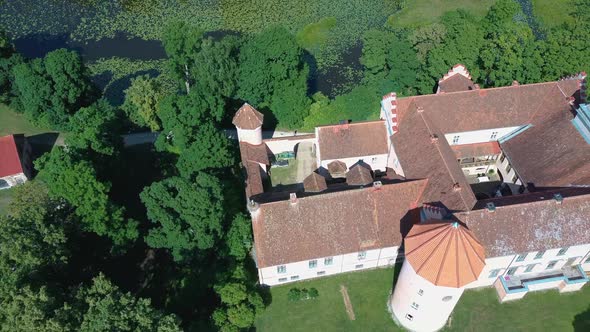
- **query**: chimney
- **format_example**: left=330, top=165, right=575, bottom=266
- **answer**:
left=453, top=183, right=461, bottom=191
left=486, top=202, right=496, bottom=212
left=417, top=106, right=424, bottom=113
left=553, top=193, right=564, bottom=204
left=474, top=84, right=481, bottom=90
left=430, top=134, right=439, bottom=143
left=567, top=96, right=576, bottom=105
left=247, top=200, right=260, bottom=217
left=373, top=181, right=383, bottom=190
left=512, top=80, right=519, bottom=86
left=290, top=193, right=298, bottom=205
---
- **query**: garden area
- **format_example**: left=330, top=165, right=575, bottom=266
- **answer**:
left=255, top=266, right=590, bottom=332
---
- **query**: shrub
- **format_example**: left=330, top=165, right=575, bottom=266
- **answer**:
left=287, top=288, right=302, bottom=302
left=308, top=288, right=319, bottom=299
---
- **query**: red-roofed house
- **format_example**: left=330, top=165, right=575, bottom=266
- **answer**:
left=0, top=134, right=32, bottom=190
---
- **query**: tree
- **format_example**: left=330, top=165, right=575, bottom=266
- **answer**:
left=409, top=23, right=447, bottom=61
left=191, top=36, right=240, bottom=99
left=162, top=21, right=204, bottom=93
left=156, top=92, right=225, bottom=151
left=140, top=174, right=225, bottom=261
left=11, top=49, right=95, bottom=130
left=0, top=182, right=70, bottom=276
left=225, top=213, right=253, bottom=260
left=238, top=27, right=310, bottom=129
left=35, top=148, right=138, bottom=245
left=0, top=286, right=67, bottom=332
left=122, top=75, right=165, bottom=131
left=67, top=99, right=121, bottom=155
left=0, top=53, right=24, bottom=104
left=74, top=274, right=181, bottom=332
left=175, top=123, right=235, bottom=179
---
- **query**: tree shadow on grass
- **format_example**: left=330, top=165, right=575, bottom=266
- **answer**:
left=27, top=132, right=59, bottom=177
left=573, top=304, right=590, bottom=332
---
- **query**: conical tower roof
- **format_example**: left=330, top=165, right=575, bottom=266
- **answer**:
left=232, top=103, right=263, bottom=130
left=404, top=221, right=485, bottom=288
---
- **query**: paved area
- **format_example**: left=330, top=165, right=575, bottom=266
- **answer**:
left=295, top=142, right=316, bottom=183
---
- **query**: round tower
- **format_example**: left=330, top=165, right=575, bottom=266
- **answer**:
left=232, top=103, right=263, bottom=145
left=390, top=221, right=485, bottom=332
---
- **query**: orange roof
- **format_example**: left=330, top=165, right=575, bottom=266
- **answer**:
left=451, top=141, right=501, bottom=159
left=404, top=221, right=485, bottom=288
left=232, top=103, right=263, bottom=129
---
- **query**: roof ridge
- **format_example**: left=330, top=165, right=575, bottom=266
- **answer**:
left=315, top=119, right=385, bottom=129
left=435, top=227, right=456, bottom=286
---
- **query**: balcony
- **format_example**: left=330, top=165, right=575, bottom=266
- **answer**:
left=494, top=265, right=588, bottom=302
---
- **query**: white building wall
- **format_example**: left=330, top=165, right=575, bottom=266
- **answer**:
left=236, top=127, right=262, bottom=145
left=445, top=126, right=521, bottom=146
left=390, top=262, right=464, bottom=332
left=495, top=153, right=523, bottom=185
left=263, top=136, right=317, bottom=155
left=0, top=173, right=27, bottom=189
left=258, top=246, right=399, bottom=286
left=320, top=154, right=388, bottom=173
left=465, top=243, right=590, bottom=289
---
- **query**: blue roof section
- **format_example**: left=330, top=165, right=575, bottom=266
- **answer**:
left=572, top=104, right=590, bottom=144
left=498, top=124, right=533, bottom=143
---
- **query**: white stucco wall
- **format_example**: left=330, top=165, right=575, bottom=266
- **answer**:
left=258, top=246, right=399, bottom=286
left=445, top=126, right=521, bottom=146
left=495, top=153, right=523, bottom=185
left=263, top=136, right=317, bottom=155
left=0, top=173, right=27, bottom=189
left=236, top=127, right=262, bottom=145
left=465, top=243, right=590, bottom=289
left=319, top=154, right=389, bottom=173
left=390, top=262, right=464, bottom=332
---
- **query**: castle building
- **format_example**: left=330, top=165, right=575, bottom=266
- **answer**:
left=235, top=65, right=590, bottom=331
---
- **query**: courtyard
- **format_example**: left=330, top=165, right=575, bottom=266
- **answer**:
left=255, top=266, right=590, bottom=332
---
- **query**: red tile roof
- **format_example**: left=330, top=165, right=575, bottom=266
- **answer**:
left=303, top=172, right=327, bottom=192
left=232, top=103, right=264, bottom=130
left=404, top=221, right=486, bottom=288
left=251, top=179, right=428, bottom=267
left=238, top=142, right=270, bottom=199
left=451, top=141, right=501, bottom=159
left=438, top=74, right=476, bottom=94
left=0, top=135, right=24, bottom=178
left=346, top=163, right=373, bottom=186
left=456, top=188, right=590, bottom=258
left=317, top=121, right=388, bottom=160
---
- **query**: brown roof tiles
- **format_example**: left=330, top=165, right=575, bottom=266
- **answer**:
left=232, top=103, right=264, bottom=130
left=317, top=121, right=388, bottom=160
left=251, top=180, right=428, bottom=267
left=346, top=163, right=373, bottom=186
left=303, top=172, right=327, bottom=192
left=438, top=74, right=476, bottom=94
left=327, top=160, right=347, bottom=178
left=452, top=141, right=501, bottom=159
left=404, top=221, right=486, bottom=288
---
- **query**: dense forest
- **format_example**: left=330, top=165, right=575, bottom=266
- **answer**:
left=0, top=0, right=589, bottom=331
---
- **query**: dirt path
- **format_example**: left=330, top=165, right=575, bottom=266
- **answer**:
left=340, top=285, right=356, bottom=321
left=295, top=142, right=316, bottom=183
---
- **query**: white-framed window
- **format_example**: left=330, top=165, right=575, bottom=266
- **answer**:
left=278, top=277, right=287, bottom=282
left=557, top=247, right=569, bottom=256
left=516, top=254, right=527, bottom=262
left=524, top=264, right=535, bottom=273
left=489, top=269, right=501, bottom=278
left=490, top=131, right=498, bottom=140
left=507, top=267, right=518, bottom=275
left=309, top=260, right=317, bottom=268
left=500, top=154, right=506, bottom=163
left=452, top=135, right=460, bottom=144
left=546, top=260, right=558, bottom=270
left=357, top=251, right=367, bottom=260
left=506, top=164, right=512, bottom=173
left=324, top=257, right=333, bottom=266
left=355, top=264, right=364, bottom=269
left=512, top=175, right=519, bottom=183
left=290, top=275, right=299, bottom=280
left=277, top=265, right=286, bottom=274
left=405, top=314, right=414, bottom=321
left=535, top=250, right=545, bottom=259
left=411, top=302, right=419, bottom=310
left=371, top=157, right=378, bottom=163
left=418, top=289, right=424, bottom=296
left=317, top=271, right=326, bottom=276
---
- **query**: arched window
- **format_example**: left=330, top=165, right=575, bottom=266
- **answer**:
left=0, top=179, right=9, bottom=189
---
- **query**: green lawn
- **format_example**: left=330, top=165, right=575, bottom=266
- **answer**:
left=0, top=104, right=52, bottom=136
left=255, top=266, right=590, bottom=332
left=269, top=160, right=299, bottom=187
left=532, top=0, right=575, bottom=28
left=388, top=0, right=497, bottom=28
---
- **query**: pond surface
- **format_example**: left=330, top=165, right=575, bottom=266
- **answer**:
left=14, top=32, right=166, bottom=61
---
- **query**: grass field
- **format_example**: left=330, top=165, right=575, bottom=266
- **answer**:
left=255, top=266, right=590, bottom=332
left=532, top=0, right=575, bottom=28
left=388, top=0, right=497, bottom=28
left=0, top=103, right=51, bottom=136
